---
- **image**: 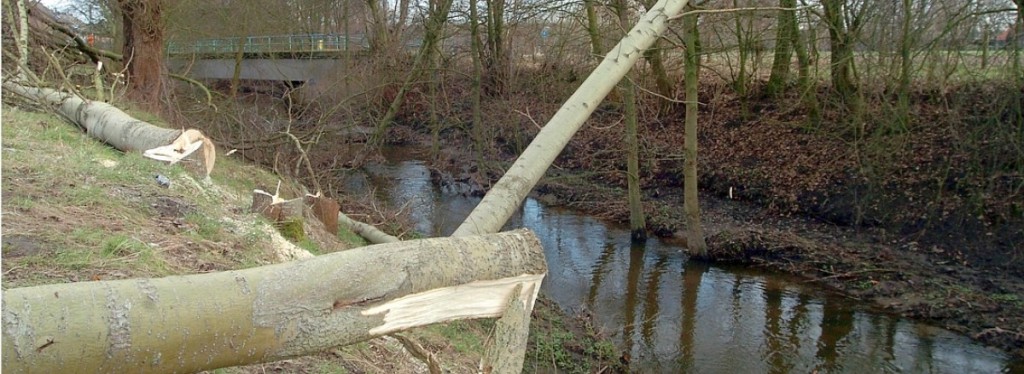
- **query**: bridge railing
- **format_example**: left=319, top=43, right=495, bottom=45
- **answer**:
left=167, top=34, right=370, bottom=55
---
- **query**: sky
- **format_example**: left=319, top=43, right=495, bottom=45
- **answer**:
left=38, top=0, right=71, bottom=11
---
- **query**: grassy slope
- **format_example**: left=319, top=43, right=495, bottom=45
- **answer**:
left=1, top=104, right=619, bottom=373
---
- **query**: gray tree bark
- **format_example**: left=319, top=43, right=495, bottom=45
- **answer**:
left=682, top=8, right=708, bottom=257
left=16, top=0, right=29, bottom=79
left=2, top=230, right=546, bottom=374
left=3, top=82, right=217, bottom=176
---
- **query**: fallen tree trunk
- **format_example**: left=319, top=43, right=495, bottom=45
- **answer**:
left=452, top=0, right=690, bottom=236
left=2, top=229, right=546, bottom=373
left=338, top=211, right=401, bottom=244
left=2, top=82, right=216, bottom=176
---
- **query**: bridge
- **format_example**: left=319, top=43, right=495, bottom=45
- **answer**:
left=167, top=34, right=422, bottom=82
left=167, top=34, right=373, bottom=58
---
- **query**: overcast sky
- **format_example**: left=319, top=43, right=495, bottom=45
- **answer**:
left=38, top=0, right=70, bottom=10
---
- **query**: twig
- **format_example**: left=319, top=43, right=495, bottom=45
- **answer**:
left=393, top=334, right=442, bottom=374
left=35, top=13, right=123, bottom=63
left=804, top=268, right=899, bottom=283
left=669, top=6, right=812, bottom=21
left=168, top=73, right=218, bottom=111
left=513, top=108, right=543, bottom=130
left=283, top=130, right=321, bottom=193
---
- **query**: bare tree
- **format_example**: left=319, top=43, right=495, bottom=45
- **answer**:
left=483, top=0, right=509, bottom=95
left=611, top=0, right=648, bottom=241
left=767, top=0, right=797, bottom=96
left=681, top=5, right=708, bottom=257
left=819, top=0, right=869, bottom=107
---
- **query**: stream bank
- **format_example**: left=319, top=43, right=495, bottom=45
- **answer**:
left=535, top=169, right=1024, bottom=360
left=341, top=147, right=1024, bottom=371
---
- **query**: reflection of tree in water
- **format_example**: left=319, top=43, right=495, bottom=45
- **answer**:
left=678, top=262, right=707, bottom=371
left=786, top=292, right=811, bottom=370
left=815, top=298, right=856, bottom=372
left=764, top=277, right=793, bottom=374
left=621, top=243, right=645, bottom=363
left=586, top=242, right=617, bottom=309
left=356, top=150, right=1018, bottom=372
left=641, top=255, right=669, bottom=349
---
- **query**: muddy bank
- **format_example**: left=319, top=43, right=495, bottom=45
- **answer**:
left=347, top=110, right=1024, bottom=358
left=533, top=175, right=1024, bottom=359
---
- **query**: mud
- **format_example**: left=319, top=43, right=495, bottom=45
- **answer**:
left=534, top=175, right=1024, bottom=359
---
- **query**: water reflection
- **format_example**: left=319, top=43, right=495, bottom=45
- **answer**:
left=342, top=152, right=1021, bottom=373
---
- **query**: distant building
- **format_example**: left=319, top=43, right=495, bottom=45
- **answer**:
left=993, top=25, right=1024, bottom=49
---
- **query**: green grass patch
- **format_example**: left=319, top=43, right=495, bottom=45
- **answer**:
left=297, top=238, right=321, bottom=255
left=185, top=212, right=225, bottom=240
left=337, top=226, right=368, bottom=247
left=437, top=320, right=489, bottom=354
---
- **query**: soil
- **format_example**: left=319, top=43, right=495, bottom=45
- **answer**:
left=532, top=172, right=1024, bottom=359
left=367, top=86, right=1024, bottom=359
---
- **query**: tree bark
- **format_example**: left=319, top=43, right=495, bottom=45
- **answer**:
left=16, top=0, right=29, bottom=79
left=366, top=0, right=391, bottom=53
left=641, top=0, right=675, bottom=112
left=611, top=0, right=647, bottom=241
left=792, top=7, right=819, bottom=125
left=733, top=0, right=749, bottom=119
left=369, top=0, right=454, bottom=149
left=118, top=0, right=166, bottom=110
left=337, top=211, right=400, bottom=244
left=584, top=0, right=603, bottom=57
left=896, top=0, right=912, bottom=131
left=469, top=0, right=487, bottom=169
left=821, top=0, right=857, bottom=100
left=452, top=0, right=691, bottom=237
left=480, top=284, right=532, bottom=374
left=3, top=82, right=216, bottom=177
left=2, top=230, right=546, bottom=374
left=767, top=0, right=797, bottom=97
left=483, top=0, right=508, bottom=95
left=682, top=8, right=708, bottom=257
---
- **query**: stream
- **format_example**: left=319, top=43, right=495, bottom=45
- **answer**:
left=342, top=149, right=1022, bottom=373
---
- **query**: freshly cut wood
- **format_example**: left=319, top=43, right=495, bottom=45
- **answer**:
left=480, top=283, right=534, bottom=374
left=305, top=194, right=340, bottom=235
left=452, top=0, right=690, bottom=236
left=2, top=82, right=216, bottom=177
left=251, top=189, right=348, bottom=251
left=1, top=230, right=546, bottom=374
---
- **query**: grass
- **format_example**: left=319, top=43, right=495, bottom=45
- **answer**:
left=0, top=104, right=331, bottom=287
left=0, top=102, right=620, bottom=373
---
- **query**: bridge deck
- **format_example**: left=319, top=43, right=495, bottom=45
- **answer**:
left=167, top=34, right=424, bottom=58
left=167, top=34, right=370, bottom=57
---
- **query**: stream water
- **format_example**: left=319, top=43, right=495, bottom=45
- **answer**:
left=343, top=149, right=1022, bottom=373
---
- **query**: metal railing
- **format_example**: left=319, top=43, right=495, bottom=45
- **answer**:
left=166, top=34, right=369, bottom=55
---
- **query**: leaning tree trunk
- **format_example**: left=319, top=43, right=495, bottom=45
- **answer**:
left=3, top=82, right=216, bottom=177
left=452, top=0, right=691, bottom=237
left=118, top=0, right=166, bottom=110
left=2, top=230, right=547, bottom=374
